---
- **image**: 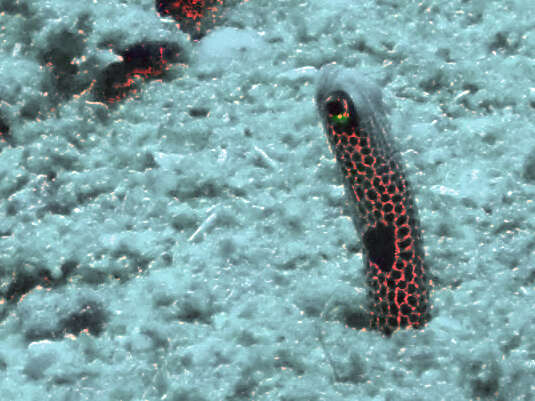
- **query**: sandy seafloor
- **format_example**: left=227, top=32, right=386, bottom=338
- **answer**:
left=0, top=0, right=535, bottom=399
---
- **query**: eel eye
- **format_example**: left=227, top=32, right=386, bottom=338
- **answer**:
left=325, top=97, right=351, bottom=127
left=329, top=113, right=349, bottom=125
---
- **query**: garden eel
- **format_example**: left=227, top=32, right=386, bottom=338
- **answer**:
left=315, top=64, right=431, bottom=335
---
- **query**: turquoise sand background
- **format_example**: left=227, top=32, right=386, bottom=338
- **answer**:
left=1, top=0, right=534, bottom=399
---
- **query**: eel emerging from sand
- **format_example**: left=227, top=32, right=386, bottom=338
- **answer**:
left=315, top=64, right=431, bottom=335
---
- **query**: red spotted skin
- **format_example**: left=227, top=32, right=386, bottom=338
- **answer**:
left=316, top=65, right=431, bottom=335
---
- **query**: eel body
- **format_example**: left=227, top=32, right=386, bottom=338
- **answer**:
left=315, top=64, right=431, bottom=335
